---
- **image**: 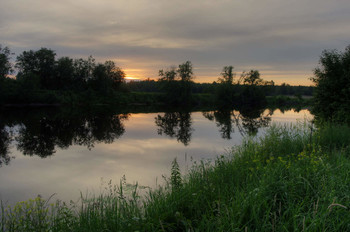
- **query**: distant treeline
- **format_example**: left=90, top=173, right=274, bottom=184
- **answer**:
left=0, top=45, right=313, bottom=108
left=126, top=80, right=314, bottom=96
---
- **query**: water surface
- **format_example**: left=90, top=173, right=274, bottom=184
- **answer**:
left=0, top=107, right=312, bottom=205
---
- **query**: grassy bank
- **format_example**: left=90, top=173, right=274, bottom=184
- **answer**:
left=2, top=123, right=350, bottom=231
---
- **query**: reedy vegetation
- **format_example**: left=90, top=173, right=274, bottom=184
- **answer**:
left=2, top=122, right=350, bottom=231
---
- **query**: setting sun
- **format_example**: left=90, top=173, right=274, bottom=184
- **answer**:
left=125, top=76, right=141, bottom=82
left=125, top=76, right=139, bottom=80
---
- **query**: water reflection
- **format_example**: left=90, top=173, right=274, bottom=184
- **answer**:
left=0, top=108, right=311, bottom=205
left=0, top=106, right=293, bottom=166
left=0, top=125, right=12, bottom=166
left=155, top=111, right=193, bottom=146
left=203, top=106, right=272, bottom=138
left=0, top=109, right=129, bottom=160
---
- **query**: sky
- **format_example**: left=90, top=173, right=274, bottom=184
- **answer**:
left=1, top=0, right=350, bottom=85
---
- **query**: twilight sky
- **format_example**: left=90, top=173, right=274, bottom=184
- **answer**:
left=1, top=0, right=350, bottom=85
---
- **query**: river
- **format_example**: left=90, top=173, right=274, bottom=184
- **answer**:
left=0, top=107, right=312, bottom=205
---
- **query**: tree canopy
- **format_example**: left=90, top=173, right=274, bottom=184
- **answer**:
left=0, top=45, right=13, bottom=79
left=312, top=45, right=350, bottom=123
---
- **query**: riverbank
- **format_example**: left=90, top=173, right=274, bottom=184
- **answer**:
left=1, top=122, right=349, bottom=231
left=1, top=89, right=312, bottom=110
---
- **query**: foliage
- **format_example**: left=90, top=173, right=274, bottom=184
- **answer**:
left=16, top=48, right=56, bottom=89
left=2, top=123, right=350, bottom=231
left=171, top=158, right=182, bottom=190
left=158, top=61, right=194, bottom=105
left=158, top=66, right=177, bottom=81
left=155, top=111, right=193, bottom=146
left=0, top=44, right=314, bottom=108
left=55, top=57, right=75, bottom=90
left=0, top=45, right=14, bottom=79
left=218, top=66, right=235, bottom=84
left=239, top=69, right=263, bottom=85
left=215, top=66, right=236, bottom=108
left=311, top=45, right=350, bottom=123
left=177, top=61, right=193, bottom=82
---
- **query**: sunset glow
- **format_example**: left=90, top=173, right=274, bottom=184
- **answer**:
left=1, top=0, right=350, bottom=86
left=125, top=76, right=140, bottom=80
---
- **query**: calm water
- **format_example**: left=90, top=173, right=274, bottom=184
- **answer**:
left=0, top=107, right=312, bottom=205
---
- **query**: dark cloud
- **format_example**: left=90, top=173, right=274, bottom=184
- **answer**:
left=1, top=0, right=350, bottom=84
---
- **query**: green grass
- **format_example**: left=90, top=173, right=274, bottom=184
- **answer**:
left=2, top=122, right=350, bottom=231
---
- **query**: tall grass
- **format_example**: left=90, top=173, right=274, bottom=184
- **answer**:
left=1, top=122, right=350, bottom=231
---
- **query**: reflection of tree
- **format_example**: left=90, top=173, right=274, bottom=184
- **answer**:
left=203, top=107, right=272, bottom=138
left=14, top=112, right=129, bottom=158
left=155, top=112, right=193, bottom=146
left=203, top=110, right=233, bottom=139
left=238, top=107, right=272, bottom=136
left=0, top=125, right=12, bottom=166
left=17, top=120, right=57, bottom=158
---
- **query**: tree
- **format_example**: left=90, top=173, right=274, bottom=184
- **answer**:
left=158, top=66, right=177, bottom=81
left=55, top=57, right=75, bottom=89
left=219, top=66, right=235, bottom=84
left=90, top=61, right=125, bottom=94
left=0, top=45, right=13, bottom=79
left=73, top=55, right=96, bottom=83
left=104, top=60, right=125, bottom=88
left=177, top=61, right=193, bottom=82
left=158, top=61, right=194, bottom=105
left=311, top=45, right=350, bottom=123
left=240, top=69, right=263, bottom=85
left=216, top=66, right=236, bottom=108
left=239, top=69, right=267, bottom=107
left=16, top=48, right=56, bottom=89
left=91, top=63, right=109, bottom=93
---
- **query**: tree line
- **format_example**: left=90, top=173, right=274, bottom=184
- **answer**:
left=0, top=46, right=126, bottom=103
left=1, top=44, right=313, bottom=107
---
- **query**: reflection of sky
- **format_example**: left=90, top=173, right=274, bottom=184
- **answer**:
left=0, top=109, right=312, bottom=205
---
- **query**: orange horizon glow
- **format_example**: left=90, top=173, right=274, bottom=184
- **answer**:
left=125, top=76, right=140, bottom=80
left=123, top=68, right=314, bottom=86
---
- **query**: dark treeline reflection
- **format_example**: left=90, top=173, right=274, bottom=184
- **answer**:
left=203, top=106, right=272, bottom=139
left=155, top=111, right=193, bottom=146
left=0, top=108, right=129, bottom=163
left=0, top=124, right=12, bottom=167
left=154, top=106, right=272, bottom=146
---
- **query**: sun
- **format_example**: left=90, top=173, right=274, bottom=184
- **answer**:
left=125, top=76, right=139, bottom=80
left=125, top=76, right=141, bottom=82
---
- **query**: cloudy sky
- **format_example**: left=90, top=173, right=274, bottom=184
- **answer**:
left=1, top=0, right=350, bottom=85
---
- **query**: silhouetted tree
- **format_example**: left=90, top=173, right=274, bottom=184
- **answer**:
left=177, top=61, right=194, bottom=105
left=178, top=61, right=193, bottom=82
left=239, top=69, right=267, bottom=107
left=55, top=56, right=75, bottom=89
left=239, top=70, right=263, bottom=85
left=158, top=61, right=194, bottom=105
left=216, top=66, right=236, bottom=108
left=90, top=61, right=126, bottom=94
left=219, top=66, right=235, bottom=84
left=0, top=45, right=13, bottom=79
left=104, top=60, right=126, bottom=89
left=159, top=66, right=177, bottom=81
left=72, top=56, right=96, bottom=89
left=16, top=48, right=56, bottom=89
left=311, top=45, right=350, bottom=123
